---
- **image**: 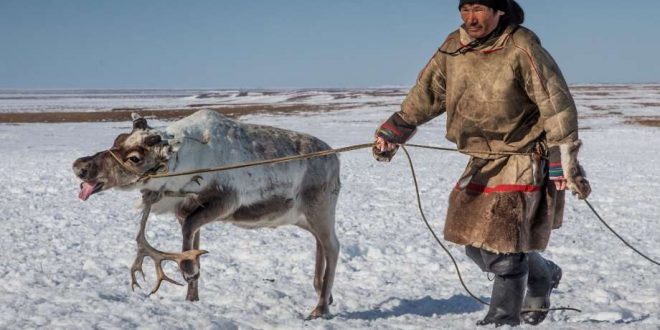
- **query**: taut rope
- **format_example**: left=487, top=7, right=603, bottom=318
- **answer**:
left=137, top=143, right=376, bottom=182
left=399, top=145, right=580, bottom=313
left=131, top=143, right=538, bottom=183
left=120, top=141, right=658, bottom=313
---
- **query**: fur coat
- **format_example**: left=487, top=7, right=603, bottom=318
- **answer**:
left=380, top=24, right=584, bottom=253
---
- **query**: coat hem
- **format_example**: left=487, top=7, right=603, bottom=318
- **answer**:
left=444, top=234, right=549, bottom=254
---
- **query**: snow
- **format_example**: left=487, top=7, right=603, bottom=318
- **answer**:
left=0, top=87, right=658, bottom=329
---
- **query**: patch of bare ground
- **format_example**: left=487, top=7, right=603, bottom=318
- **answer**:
left=639, top=85, right=660, bottom=91
left=570, top=85, right=635, bottom=92
left=361, top=90, right=408, bottom=97
left=634, top=102, right=660, bottom=108
left=195, top=92, right=231, bottom=99
left=578, top=112, right=624, bottom=120
left=585, top=104, right=618, bottom=111
left=0, top=104, right=353, bottom=123
left=332, top=94, right=360, bottom=100
left=260, top=91, right=282, bottom=96
left=331, top=90, right=407, bottom=100
left=284, top=94, right=315, bottom=102
left=625, top=116, right=660, bottom=127
left=186, top=103, right=223, bottom=108
left=363, top=101, right=395, bottom=107
left=574, top=91, right=616, bottom=97
left=110, top=107, right=147, bottom=111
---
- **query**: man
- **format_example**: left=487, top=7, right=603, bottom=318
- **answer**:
left=373, top=0, right=591, bottom=326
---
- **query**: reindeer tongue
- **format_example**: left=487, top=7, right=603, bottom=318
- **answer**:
left=79, top=182, right=97, bottom=201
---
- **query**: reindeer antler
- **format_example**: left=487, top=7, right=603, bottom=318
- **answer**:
left=130, top=191, right=207, bottom=295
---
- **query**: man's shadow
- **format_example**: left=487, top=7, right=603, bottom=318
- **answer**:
left=337, top=295, right=486, bottom=320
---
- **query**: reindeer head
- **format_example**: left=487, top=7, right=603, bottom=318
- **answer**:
left=72, top=114, right=172, bottom=201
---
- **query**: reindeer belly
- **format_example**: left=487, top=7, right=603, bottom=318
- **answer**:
left=219, top=167, right=305, bottom=228
left=227, top=194, right=301, bottom=229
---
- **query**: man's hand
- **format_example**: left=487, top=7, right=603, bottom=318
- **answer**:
left=553, top=178, right=567, bottom=191
left=548, top=140, right=591, bottom=199
left=373, top=136, right=399, bottom=162
left=376, top=136, right=398, bottom=153
left=553, top=176, right=590, bottom=199
left=373, top=113, right=418, bottom=162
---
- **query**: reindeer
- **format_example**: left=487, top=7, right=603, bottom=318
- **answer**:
left=72, top=110, right=341, bottom=318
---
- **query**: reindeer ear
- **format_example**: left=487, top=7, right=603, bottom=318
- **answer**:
left=131, top=113, right=149, bottom=130
left=145, top=135, right=162, bottom=146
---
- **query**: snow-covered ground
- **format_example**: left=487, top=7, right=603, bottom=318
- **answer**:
left=0, top=87, right=658, bottom=329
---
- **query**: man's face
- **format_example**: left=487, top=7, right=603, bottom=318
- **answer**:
left=460, top=4, right=504, bottom=39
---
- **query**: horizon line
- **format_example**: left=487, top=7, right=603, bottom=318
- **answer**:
left=1, top=82, right=660, bottom=92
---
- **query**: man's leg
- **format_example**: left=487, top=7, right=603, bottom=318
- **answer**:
left=521, top=252, right=562, bottom=325
left=465, top=245, right=488, bottom=270
left=465, top=246, right=528, bottom=327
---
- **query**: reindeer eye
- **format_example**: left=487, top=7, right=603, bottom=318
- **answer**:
left=128, top=156, right=142, bottom=164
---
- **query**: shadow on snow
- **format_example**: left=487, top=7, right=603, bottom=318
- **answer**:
left=337, top=295, right=485, bottom=320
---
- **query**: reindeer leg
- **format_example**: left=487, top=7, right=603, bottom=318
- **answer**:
left=307, top=227, right=339, bottom=319
left=303, top=208, right=339, bottom=320
left=179, top=201, right=221, bottom=286
left=185, top=230, right=201, bottom=301
left=313, top=236, right=326, bottom=300
left=130, top=190, right=207, bottom=296
left=296, top=222, right=330, bottom=309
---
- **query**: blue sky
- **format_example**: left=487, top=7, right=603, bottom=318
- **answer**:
left=0, top=0, right=658, bottom=89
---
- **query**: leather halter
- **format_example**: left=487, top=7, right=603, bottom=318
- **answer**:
left=107, top=149, right=166, bottom=182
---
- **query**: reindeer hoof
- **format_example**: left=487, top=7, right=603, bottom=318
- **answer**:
left=306, top=305, right=330, bottom=320
left=186, top=289, right=199, bottom=302
left=180, top=259, right=200, bottom=283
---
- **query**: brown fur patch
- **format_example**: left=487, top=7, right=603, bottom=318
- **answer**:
left=231, top=195, right=293, bottom=221
left=175, top=184, right=238, bottom=222
left=113, top=133, right=130, bottom=147
left=443, top=188, right=558, bottom=254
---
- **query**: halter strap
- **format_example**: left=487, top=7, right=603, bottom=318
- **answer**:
left=108, top=149, right=146, bottom=176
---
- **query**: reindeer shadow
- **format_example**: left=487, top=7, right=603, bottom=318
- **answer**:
left=337, top=295, right=486, bottom=320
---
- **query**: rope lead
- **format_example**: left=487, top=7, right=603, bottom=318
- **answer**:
left=399, top=145, right=581, bottom=314
left=127, top=141, right=657, bottom=313
left=583, top=199, right=660, bottom=266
